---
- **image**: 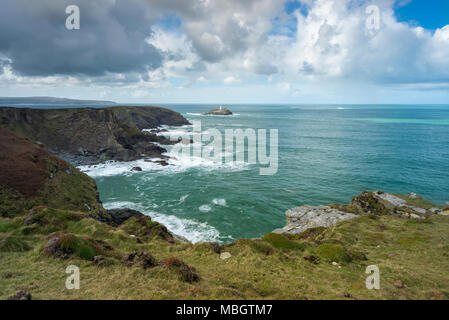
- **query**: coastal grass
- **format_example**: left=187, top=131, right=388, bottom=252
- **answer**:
left=1, top=210, right=449, bottom=300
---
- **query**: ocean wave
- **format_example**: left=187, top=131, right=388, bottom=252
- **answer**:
left=199, top=204, right=212, bottom=213
left=77, top=153, right=249, bottom=178
left=102, top=201, right=221, bottom=243
left=212, top=198, right=227, bottom=206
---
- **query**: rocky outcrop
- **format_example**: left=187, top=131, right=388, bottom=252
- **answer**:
left=7, top=291, right=31, bottom=300
left=203, top=107, right=232, bottom=115
left=103, top=208, right=145, bottom=227
left=0, top=106, right=190, bottom=165
left=273, top=206, right=358, bottom=235
left=96, top=208, right=189, bottom=243
left=122, top=251, right=157, bottom=269
left=275, top=191, right=446, bottom=235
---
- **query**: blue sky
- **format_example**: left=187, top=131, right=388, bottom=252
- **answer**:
left=395, top=0, right=449, bottom=30
left=0, top=0, right=448, bottom=104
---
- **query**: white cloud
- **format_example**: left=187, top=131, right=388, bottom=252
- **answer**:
left=1, top=0, right=449, bottom=103
left=223, top=76, right=241, bottom=85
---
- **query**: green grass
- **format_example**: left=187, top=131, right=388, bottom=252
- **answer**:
left=262, top=233, right=305, bottom=251
left=1, top=193, right=449, bottom=299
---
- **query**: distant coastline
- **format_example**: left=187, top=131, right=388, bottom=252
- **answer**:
left=0, top=96, right=116, bottom=105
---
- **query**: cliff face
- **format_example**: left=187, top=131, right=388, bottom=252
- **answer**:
left=0, top=126, right=103, bottom=217
left=0, top=106, right=190, bottom=165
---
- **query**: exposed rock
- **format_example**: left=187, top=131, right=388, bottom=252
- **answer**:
left=0, top=106, right=190, bottom=166
left=44, top=231, right=72, bottom=259
left=342, top=292, right=353, bottom=298
left=408, top=192, right=421, bottom=199
left=375, top=192, right=429, bottom=215
left=169, top=232, right=190, bottom=243
left=429, top=208, right=442, bottom=214
left=24, top=209, right=37, bottom=226
left=92, top=255, right=115, bottom=267
left=209, top=242, right=224, bottom=254
left=303, top=255, right=320, bottom=264
left=203, top=107, right=232, bottom=116
left=349, top=191, right=429, bottom=216
left=7, top=291, right=31, bottom=300
left=122, top=251, right=157, bottom=269
left=272, top=205, right=358, bottom=235
left=43, top=231, right=112, bottom=261
left=162, top=257, right=200, bottom=283
left=410, top=213, right=423, bottom=219
left=445, top=202, right=449, bottom=208
left=152, top=160, right=170, bottom=166
left=393, top=280, right=407, bottom=289
left=101, top=208, right=144, bottom=227
left=131, top=166, right=142, bottom=172
left=220, top=252, right=232, bottom=260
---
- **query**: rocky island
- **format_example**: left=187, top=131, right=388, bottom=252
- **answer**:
left=1, top=124, right=449, bottom=300
left=0, top=106, right=190, bottom=165
left=203, top=106, right=232, bottom=115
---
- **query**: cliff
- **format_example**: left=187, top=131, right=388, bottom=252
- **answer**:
left=0, top=106, right=190, bottom=165
left=0, top=126, right=104, bottom=217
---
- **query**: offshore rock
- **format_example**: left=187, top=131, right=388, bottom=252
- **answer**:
left=203, top=107, right=232, bottom=115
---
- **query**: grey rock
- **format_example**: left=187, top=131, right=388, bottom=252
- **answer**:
left=376, top=193, right=426, bottom=215
left=169, top=231, right=190, bottom=243
left=203, top=107, right=233, bottom=116
left=104, top=208, right=145, bottom=227
left=429, top=207, right=442, bottom=214
left=410, top=206, right=427, bottom=214
left=408, top=192, right=418, bottom=199
left=410, top=213, right=423, bottom=219
left=272, top=205, right=358, bottom=235
left=376, top=193, right=407, bottom=208
left=131, top=166, right=142, bottom=172
left=7, top=291, right=31, bottom=300
left=445, top=202, right=449, bottom=208
left=220, top=252, right=232, bottom=260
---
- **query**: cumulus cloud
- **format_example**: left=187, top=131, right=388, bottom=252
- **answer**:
left=282, top=0, right=449, bottom=85
left=0, top=0, right=166, bottom=77
left=0, top=0, right=448, bottom=100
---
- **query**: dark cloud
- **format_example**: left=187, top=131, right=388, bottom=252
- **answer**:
left=0, top=0, right=163, bottom=77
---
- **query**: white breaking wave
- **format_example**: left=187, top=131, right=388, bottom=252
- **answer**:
left=102, top=201, right=221, bottom=243
left=199, top=204, right=212, bottom=213
left=212, top=198, right=227, bottom=206
left=77, top=152, right=249, bottom=178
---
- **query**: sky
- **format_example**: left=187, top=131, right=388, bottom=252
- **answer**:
left=0, top=0, right=448, bottom=104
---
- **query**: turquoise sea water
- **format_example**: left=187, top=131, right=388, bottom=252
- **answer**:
left=12, top=104, right=449, bottom=243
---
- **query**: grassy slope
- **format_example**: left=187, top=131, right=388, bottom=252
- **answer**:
left=1, top=208, right=448, bottom=300
left=0, top=126, right=103, bottom=218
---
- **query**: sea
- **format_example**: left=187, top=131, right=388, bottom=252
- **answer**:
left=8, top=104, right=449, bottom=243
